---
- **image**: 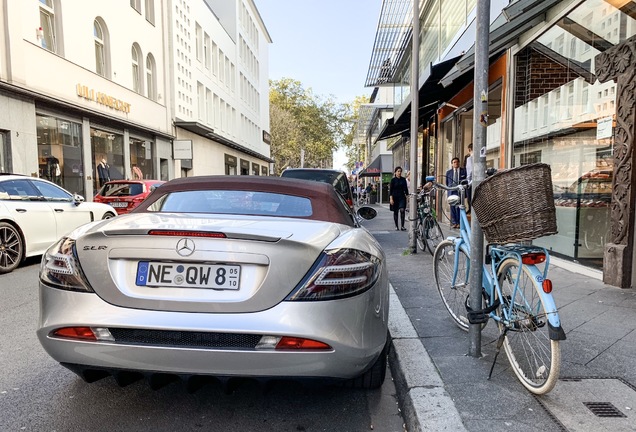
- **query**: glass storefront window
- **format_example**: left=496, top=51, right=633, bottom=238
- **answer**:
left=130, top=138, right=154, bottom=179
left=91, top=127, right=124, bottom=190
left=0, top=131, right=9, bottom=173
left=512, top=0, right=636, bottom=268
left=36, top=114, right=84, bottom=196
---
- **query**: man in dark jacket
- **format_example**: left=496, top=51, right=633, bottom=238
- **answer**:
left=445, top=157, right=466, bottom=228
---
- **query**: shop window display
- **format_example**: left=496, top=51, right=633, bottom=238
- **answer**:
left=130, top=138, right=154, bottom=179
left=512, top=0, right=635, bottom=268
left=36, top=115, right=84, bottom=196
left=91, top=128, right=124, bottom=191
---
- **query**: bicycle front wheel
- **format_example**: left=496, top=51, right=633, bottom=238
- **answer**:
left=496, top=258, right=560, bottom=394
left=416, top=219, right=426, bottom=252
left=425, top=217, right=445, bottom=256
left=434, top=240, right=471, bottom=331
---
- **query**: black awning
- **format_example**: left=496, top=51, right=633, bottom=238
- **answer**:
left=377, top=55, right=469, bottom=140
left=359, top=154, right=393, bottom=177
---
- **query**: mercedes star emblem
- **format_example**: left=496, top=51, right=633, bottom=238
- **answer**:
left=176, top=238, right=195, bottom=256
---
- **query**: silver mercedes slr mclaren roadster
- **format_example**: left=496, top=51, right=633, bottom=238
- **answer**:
left=37, top=176, right=389, bottom=390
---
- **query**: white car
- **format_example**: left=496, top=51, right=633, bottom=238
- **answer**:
left=0, top=174, right=116, bottom=274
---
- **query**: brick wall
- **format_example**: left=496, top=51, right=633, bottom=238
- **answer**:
left=515, top=46, right=572, bottom=108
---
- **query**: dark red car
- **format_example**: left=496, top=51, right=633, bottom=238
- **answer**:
left=94, top=179, right=165, bottom=215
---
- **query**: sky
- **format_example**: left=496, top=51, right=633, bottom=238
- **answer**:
left=254, top=0, right=384, bottom=170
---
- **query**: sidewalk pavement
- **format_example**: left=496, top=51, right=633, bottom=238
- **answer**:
left=363, top=203, right=636, bottom=432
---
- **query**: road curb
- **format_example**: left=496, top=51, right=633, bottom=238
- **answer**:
left=388, top=286, right=467, bottom=432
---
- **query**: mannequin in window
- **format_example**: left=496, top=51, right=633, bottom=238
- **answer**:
left=132, top=163, right=143, bottom=180
left=46, top=156, right=61, bottom=185
left=97, top=157, right=111, bottom=186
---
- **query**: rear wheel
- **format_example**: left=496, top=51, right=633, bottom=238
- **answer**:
left=0, top=222, right=23, bottom=274
left=496, top=258, right=560, bottom=394
left=102, top=212, right=116, bottom=219
left=434, top=240, right=470, bottom=331
left=346, top=333, right=390, bottom=389
left=425, top=217, right=444, bottom=256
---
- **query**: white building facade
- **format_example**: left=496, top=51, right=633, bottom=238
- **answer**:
left=0, top=0, right=174, bottom=198
left=0, top=0, right=272, bottom=199
left=169, top=0, right=272, bottom=177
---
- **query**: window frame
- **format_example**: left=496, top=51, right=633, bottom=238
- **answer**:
left=39, top=1, right=57, bottom=53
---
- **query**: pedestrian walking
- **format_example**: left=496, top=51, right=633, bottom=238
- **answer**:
left=389, top=166, right=409, bottom=231
left=445, top=157, right=466, bottom=229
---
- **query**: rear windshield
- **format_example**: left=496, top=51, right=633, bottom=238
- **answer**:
left=101, top=183, right=144, bottom=197
left=280, top=170, right=338, bottom=184
left=146, top=190, right=313, bottom=217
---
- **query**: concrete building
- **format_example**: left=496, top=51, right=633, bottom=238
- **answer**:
left=0, top=0, right=272, bottom=200
left=168, top=0, right=273, bottom=178
left=0, top=0, right=173, bottom=197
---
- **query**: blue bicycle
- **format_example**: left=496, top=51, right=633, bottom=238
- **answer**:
left=429, top=172, right=565, bottom=395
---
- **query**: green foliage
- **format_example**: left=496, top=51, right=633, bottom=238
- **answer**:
left=269, top=78, right=368, bottom=175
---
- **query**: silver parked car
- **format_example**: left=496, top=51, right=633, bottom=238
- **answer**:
left=0, top=174, right=116, bottom=274
left=37, top=176, right=389, bottom=389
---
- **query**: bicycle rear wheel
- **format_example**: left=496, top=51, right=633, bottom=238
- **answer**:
left=496, top=258, right=560, bottom=394
left=425, top=217, right=444, bottom=256
left=416, top=219, right=426, bottom=252
left=434, top=240, right=471, bottom=331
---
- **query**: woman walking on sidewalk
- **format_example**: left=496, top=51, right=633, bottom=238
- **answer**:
left=389, top=166, right=409, bottom=231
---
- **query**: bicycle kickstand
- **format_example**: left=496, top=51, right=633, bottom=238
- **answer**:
left=488, top=328, right=508, bottom=380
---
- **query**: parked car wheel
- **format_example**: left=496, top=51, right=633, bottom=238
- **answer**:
left=0, top=222, right=23, bottom=274
left=345, top=332, right=390, bottom=390
left=102, top=212, right=116, bottom=219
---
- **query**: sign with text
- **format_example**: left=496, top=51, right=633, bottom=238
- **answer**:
left=596, top=116, right=614, bottom=140
left=173, top=140, right=193, bottom=160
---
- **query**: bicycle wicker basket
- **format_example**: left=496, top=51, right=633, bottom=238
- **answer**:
left=471, top=163, right=558, bottom=244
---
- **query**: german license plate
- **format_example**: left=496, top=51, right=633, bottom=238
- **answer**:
left=136, top=261, right=240, bottom=289
left=110, top=202, right=128, bottom=208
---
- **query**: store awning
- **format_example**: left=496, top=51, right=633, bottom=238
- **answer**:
left=174, top=121, right=274, bottom=163
left=359, top=154, right=393, bottom=177
left=440, top=0, right=561, bottom=87
left=377, top=54, right=470, bottom=140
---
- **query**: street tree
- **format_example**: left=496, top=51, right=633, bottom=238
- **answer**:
left=269, top=78, right=361, bottom=175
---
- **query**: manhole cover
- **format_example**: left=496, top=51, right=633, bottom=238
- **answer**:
left=537, top=378, right=635, bottom=431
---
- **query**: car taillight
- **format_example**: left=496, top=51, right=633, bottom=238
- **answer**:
left=255, top=335, right=332, bottom=350
left=51, top=327, right=114, bottom=341
left=40, top=238, right=94, bottom=292
left=286, top=249, right=380, bottom=301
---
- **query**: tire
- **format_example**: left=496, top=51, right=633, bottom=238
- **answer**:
left=0, top=222, right=23, bottom=274
left=434, top=240, right=471, bottom=331
left=496, top=258, right=560, bottom=394
left=425, top=218, right=444, bottom=256
left=416, top=220, right=426, bottom=252
left=346, top=333, right=390, bottom=390
left=102, top=212, right=116, bottom=219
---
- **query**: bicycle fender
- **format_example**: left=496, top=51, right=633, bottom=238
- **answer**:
left=525, top=264, right=563, bottom=330
left=549, top=322, right=567, bottom=341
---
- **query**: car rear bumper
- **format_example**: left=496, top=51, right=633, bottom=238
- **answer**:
left=37, top=283, right=389, bottom=380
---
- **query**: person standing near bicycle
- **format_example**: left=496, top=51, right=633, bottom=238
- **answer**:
left=445, top=157, right=466, bottom=229
left=389, top=166, right=409, bottom=231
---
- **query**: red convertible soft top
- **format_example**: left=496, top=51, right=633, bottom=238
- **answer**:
left=133, top=175, right=355, bottom=226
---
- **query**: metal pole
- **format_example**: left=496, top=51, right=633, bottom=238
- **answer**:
left=409, top=0, right=420, bottom=253
left=468, top=0, right=490, bottom=358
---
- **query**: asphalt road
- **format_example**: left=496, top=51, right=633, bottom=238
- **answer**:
left=0, top=258, right=405, bottom=432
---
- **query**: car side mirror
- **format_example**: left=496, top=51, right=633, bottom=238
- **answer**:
left=73, top=194, right=85, bottom=205
left=357, top=206, right=377, bottom=220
